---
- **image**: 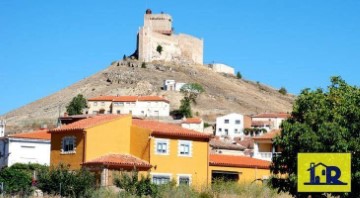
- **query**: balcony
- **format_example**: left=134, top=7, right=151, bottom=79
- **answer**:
left=254, top=152, right=281, bottom=161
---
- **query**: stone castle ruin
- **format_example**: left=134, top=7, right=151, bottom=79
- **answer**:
left=135, top=9, right=203, bottom=65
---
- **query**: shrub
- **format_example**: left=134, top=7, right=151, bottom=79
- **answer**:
left=36, top=164, right=95, bottom=197
left=236, top=71, right=242, bottom=79
left=278, top=87, right=287, bottom=95
left=113, top=170, right=158, bottom=197
left=156, top=45, right=163, bottom=54
left=141, top=62, right=146, bottom=68
left=0, top=165, right=33, bottom=195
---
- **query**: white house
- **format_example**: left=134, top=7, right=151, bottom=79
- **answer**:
left=253, top=130, right=281, bottom=161
left=163, top=80, right=186, bottom=91
left=87, top=95, right=170, bottom=117
left=252, top=113, right=290, bottom=130
left=208, top=63, right=235, bottom=75
left=0, top=120, right=5, bottom=138
left=0, top=130, right=51, bottom=168
left=215, top=113, right=251, bottom=140
left=181, top=117, right=204, bottom=132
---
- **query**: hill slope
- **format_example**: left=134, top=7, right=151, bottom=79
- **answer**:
left=3, top=60, right=294, bottom=129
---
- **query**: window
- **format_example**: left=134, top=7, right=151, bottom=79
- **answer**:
left=152, top=174, right=171, bottom=185
left=94, top=102, right=98, bottom=106
left=155, top=139, right=169, bottom=155
left=224, top=129, right=229, bottom=135
left=101, top=102, right=105, bottom=106
left=235, top=120, right=241, bottom=124
left=117, top=110, right=121, bottom=114
left=62, top=136, right=76, bottom=154
left=218, top=128, right=222, bottom=132
left=178, top=175, right=191, bottom=186
left=119, top=102, right=124, bottom=106
left=224, top=119, right=229, bottom=124
left=178, top=140, right=192, bottom=156
left=234, top=129, right=238, bottom=133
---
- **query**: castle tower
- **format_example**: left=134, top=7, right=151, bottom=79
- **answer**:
left=143, top=9, right=172, bottom=35
left=0, top=119, right=6, bottom=137
left=137, top=9, right=203, bottom=65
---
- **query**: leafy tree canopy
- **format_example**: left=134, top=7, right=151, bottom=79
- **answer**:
left=180, top=83, right=205, bottom=105
left=270, top=76, right=360, bottom=197
left=66, top=94, right=88, bottom=116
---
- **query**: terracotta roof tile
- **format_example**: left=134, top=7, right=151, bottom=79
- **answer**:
left=209, top=154, right=270, bottom=169
left=82, top=154, right=151, bottom=169
left=253, top=130, right=280, bottom=141
left=235, top=137, right=254, bottom=149
left=88, top=96, right=118, bottom=101
left=210, top=139, right=246, bottom=150
left=133, top=119, right=210, bottom=141
left=88, top=95, right=169, bottom=103
left=10, top=129, right=50, bottom=140
left=183, top=118, right=202, bottom=124
left=252, top=113, right=290, bottom=119
left=50, top=115, right=127, bottom=133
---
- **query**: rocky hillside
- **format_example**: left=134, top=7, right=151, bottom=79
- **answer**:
left=3, top=59, right=295, bottom=131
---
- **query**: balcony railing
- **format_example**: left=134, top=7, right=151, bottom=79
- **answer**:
left=254, top=152, right=281, bottom=161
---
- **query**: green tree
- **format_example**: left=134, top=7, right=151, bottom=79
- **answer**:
left=278, top=87, right=287, bottom=95
left=236, top=71, right=242, bottom=79
left=270, top=76, right=360, bottom=197
left=179, top=83, right=205, bottom=118
left=37, top=164, right=95, bottom=197
left=66, top=94, right=88, bottom=116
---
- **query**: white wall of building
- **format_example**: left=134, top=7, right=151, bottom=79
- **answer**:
left=215, top=113, right=245, bottom=140
left=0, top=120, right=5, bottom=137
left=251, top=117, right=286, bottom=130
left=0, top=138, right=50, bottom=168
left=209, top=63, right=235, bottom=75
left=181, top=122, right=204, bottom=132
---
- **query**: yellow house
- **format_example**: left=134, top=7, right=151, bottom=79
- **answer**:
left=49, top=115, right=211, bottom=187
left=209, top=154, right=271, bottom=184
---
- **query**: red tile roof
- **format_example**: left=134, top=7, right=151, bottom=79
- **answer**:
left=210, top=139, right=246, bottom=150
left=133, top=119, right=210, bottom=141
left=252, top=113, right=290, bottom=119
left=253, top=130, right=280, bottom=141
left=234, top=137, right=254, bottom=149
left=82, top=154, right=151, bottom=169
left=88, top=95, right=169, bottom=103
left=49, top=115, right=127, bottom=133
left=209, top=154, right=270, bottom=169
left=10, top=129, right=50, bottom=140
left=182, top=118, right=202, bottom=124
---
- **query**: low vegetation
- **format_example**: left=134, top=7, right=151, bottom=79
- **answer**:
left=66, top=94, right=88, bottom=116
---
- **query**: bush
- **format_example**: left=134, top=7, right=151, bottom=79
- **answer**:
left=236, top=71, right=242, bottom=79
left=0, top=165, right=33, bottom=195
left=156, top=45, right=163, bottom=54
left=141, top=62, right=146, bottom=68
left=36, top=164, right=95, bottom=197
left=113, top=170, right=158, bottom=197
left=278, top=87, right=287, bottom=95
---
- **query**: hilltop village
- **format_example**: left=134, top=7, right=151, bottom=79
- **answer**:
left=0, top=9, right=290, bottom=190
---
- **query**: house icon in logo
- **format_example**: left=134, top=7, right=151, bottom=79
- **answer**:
left=304, top=162, right=347, bottom=185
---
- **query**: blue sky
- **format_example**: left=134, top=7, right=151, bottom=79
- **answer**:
left=1, top=0, right=360, bottom=115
